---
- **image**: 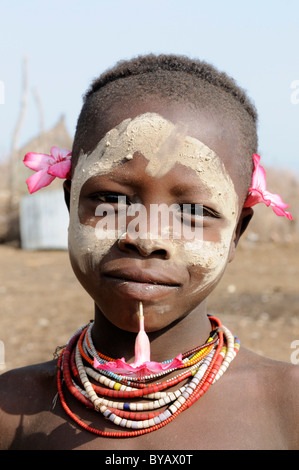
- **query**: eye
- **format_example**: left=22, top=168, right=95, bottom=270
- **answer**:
left=180, top=203, right=219, bottom=217
left=89, top=192, right=131, bottom=206
left=179, top=204, right=221, bottom=223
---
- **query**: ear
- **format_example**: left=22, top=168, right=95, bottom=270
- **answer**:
left=63, top=179, right=71, bottom=212
left=228, top=207, right=253, bottom=262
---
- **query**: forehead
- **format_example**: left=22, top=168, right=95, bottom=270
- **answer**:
left=84, top=96, right=236, bottom=156
left=76, top=97, right=244, bottom=196
left=75, top=112, right=224, bottom=181
left=72, top=113, right=240, bottom=221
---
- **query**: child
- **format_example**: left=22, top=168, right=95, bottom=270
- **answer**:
left=0, top=54, right=298, bottom=450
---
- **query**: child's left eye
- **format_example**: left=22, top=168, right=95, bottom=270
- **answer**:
left=179, top=204, right=220, bottom=221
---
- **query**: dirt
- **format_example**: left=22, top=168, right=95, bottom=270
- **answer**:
left=1, top=240, right=299, bottom=373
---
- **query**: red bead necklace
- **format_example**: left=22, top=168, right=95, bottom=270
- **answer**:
left=56, top=316, right=239, bottom=438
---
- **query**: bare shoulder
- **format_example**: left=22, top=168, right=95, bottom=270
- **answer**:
left=0, top=360, right=57, bottom=449
left=234, top=348, right=299, bottom=449
left=274, top=358, right=299, bottom=449
left=244, top=347, right=299, bottom=397
left=0, top=360, right=57, bottom=402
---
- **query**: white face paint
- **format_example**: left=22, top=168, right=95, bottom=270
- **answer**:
left=69, top=113, right=239, bottom=288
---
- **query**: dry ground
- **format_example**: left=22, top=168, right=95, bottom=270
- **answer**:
left=0, top=240, right=299, bottom=373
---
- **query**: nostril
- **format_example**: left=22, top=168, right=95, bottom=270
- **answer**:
left=123, top=242, right=141, bottom=254
left=154, top=249, right=168, bottom=257
left=117, top=233, right=172, bottom=259
left=138, top=246, right=168, bottom=258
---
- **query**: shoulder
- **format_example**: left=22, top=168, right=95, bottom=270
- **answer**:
left=0, top=360, right=57, bottom=398
left=276, top=359, right=299, bottom=449
left=234, top=348, right=299, bottom=449
left=0, top=361, right=57, bottom=449
left=237, top=347, right=299, bottom=399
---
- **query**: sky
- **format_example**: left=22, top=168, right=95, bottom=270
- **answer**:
left=1, top=0, right=299, bottom=175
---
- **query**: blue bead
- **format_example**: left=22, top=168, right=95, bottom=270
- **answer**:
left=123, top=403, right=130, bottom=411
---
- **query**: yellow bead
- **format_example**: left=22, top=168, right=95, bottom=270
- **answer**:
left=114, top=382, right=121, bottom=390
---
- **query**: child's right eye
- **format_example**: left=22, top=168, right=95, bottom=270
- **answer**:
left=89, top=192, right=130, bottom=206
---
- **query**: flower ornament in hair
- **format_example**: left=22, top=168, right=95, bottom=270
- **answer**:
left=94, top=302, right=184, bottom=379
left=244, top=154, right=293, bottom=220
left=23, top=146, right=72, bottom=194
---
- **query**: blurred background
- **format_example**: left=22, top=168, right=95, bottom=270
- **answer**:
left=0, top=0, right=298, bottom=372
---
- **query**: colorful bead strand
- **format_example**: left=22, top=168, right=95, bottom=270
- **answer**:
left=56, top=316, right=240, bottom=437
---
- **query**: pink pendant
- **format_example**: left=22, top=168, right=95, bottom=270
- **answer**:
left=94, top=302, right=184, bottom=379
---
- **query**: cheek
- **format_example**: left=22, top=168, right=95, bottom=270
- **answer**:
left=185, top=240, right=230, bottom=289
left=179, top=219, right=237, bottom=293
left=68, top=205, right=119, bottom=274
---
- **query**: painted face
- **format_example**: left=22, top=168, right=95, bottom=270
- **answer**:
left=68, top=113, right=239, bottom=332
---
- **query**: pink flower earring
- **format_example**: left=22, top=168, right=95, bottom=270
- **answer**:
left=244, top=154, right=293, bottom=220
left=23, top=146, right=71, bottom=193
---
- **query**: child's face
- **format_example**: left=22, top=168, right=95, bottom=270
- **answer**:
left=68, top=102, right=248, bottom=332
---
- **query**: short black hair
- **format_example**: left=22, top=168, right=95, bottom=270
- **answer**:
left=72, top=54, right=258, bottom=191
left=86, top=54, right=257, bottom=121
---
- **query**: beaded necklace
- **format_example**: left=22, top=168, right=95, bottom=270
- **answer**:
left=56, top=316, right=240, bottom=438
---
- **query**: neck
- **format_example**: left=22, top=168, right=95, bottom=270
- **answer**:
left=91, top=303, right=212, bottom=363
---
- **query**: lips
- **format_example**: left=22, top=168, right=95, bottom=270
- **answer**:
left=101, top=265, right=181, bottom=300
left=103, top=266, right=181, bottom=286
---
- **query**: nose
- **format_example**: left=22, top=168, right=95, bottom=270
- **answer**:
left=118, top=232, right=175, bottom=259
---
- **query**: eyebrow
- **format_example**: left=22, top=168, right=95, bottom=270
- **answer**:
left=85, top=166, right=214, bottom=199
left=169, top=183, right=204, bottom=196
left=84, top=171, right=143, bottom=191
left=107, top=173, right=209, bottom=196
